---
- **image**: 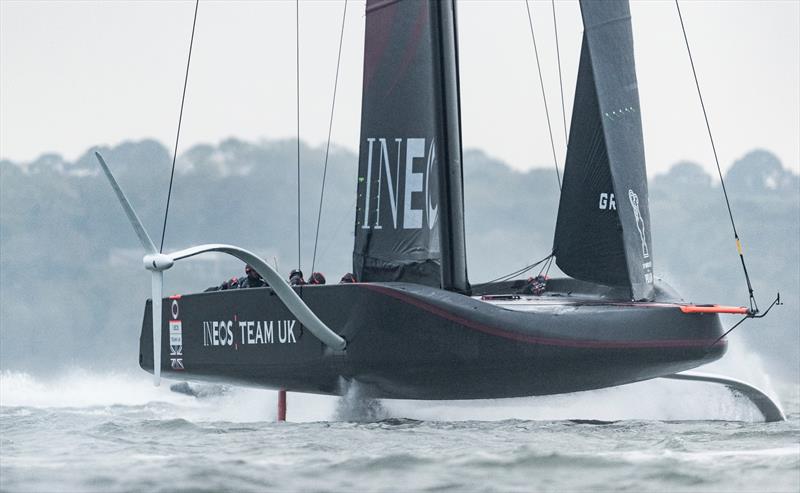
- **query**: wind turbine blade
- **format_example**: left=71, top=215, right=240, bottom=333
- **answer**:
left=151, top=270, right=163, bottom=386
left=94, top=152, right=158, bottom=255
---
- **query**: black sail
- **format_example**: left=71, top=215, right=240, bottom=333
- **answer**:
left=353, top=0, right=469, bottom=292
left=553, top=0, right=654, bottom=300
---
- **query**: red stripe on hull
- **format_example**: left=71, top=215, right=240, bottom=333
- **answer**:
left=363, top=284, right=723, bottom=349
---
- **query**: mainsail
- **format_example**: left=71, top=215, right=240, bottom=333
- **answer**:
left=553, top=0, right=654, bottom=301
left=353, top=0, right=469, bottom=292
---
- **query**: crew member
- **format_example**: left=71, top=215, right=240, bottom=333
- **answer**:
left=339, top=273, right=357, bottom=283
left=238, top=264, right=268, bottom=289
left=521, top=275, right=548, bottom=296
left=308, top=272, right=326, bottom=285
left=205, top=264, right=268, bottom=291
left=289, top=269, right=306, bottom=286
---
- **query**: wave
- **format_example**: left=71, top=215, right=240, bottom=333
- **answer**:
left=0, top=369, right=335, bottom=422
left=0, top=369, right=185, bottom=408
left=0, top=367, right=791, bottom=423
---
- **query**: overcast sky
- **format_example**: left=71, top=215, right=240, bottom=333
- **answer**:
left=1, top=0, right=798, bottom=177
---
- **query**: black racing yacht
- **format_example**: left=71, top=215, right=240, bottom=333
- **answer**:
left=95, top=0, right=784, bottom=421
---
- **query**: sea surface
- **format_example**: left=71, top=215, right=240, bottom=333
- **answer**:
left=1, top=370, right=798, bottom=493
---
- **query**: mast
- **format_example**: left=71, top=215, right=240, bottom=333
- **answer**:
left=432, top=0, right=469, bottom=294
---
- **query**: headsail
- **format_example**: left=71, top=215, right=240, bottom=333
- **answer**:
left=553, top=0, right=654, bottom=300
left=353, top=0, right=469, bottom=292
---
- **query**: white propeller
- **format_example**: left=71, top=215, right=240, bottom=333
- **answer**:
left=94, top=152, right=346, bottom=386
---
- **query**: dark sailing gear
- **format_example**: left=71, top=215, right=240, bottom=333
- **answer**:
left=238, top=274, right=267, bottom=289
left=340, top=273, right=357, bottom=283
left=521, top=275, right=548, bottom=296
left=289, top=269, right=306, bottom=286
left=204, top=277, right=239, bottom=292
left=309, top=272, right=326, bottom=285
left=205, top=264, right=268, bottom=291
left=239, top=264, right=268, bottom=288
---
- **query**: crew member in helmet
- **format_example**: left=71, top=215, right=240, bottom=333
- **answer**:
left=521, top=275, right=548, bottom=296
left=308, top=272, right=326, bottom=285
left=204, top=264, right=267, bottom=291
left=289, top=269, right=306, bottom=286
left=339, top=273, right=357, bottom=283
left=238, top=264, right=268, bottom=289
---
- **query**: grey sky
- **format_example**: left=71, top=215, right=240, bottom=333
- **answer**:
left=1, top=0, right=798, bottom=176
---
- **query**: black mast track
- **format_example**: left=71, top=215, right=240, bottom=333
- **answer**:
left=432, top=0, right=469, bottom=295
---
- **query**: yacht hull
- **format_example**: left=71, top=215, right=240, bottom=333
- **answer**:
left=141, top=282, right=726, bottom=399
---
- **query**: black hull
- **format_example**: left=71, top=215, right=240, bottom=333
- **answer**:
left=141, top=281, right=726, bottom=399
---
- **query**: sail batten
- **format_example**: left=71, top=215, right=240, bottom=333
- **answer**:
left=554, top=0, right=654, bottom=300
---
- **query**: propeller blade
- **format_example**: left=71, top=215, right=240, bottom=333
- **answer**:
left=94, top=152, right=158, bottom=255
left=151, top=270, right=163, bottom=386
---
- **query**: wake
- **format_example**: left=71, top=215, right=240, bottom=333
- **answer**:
left=0, top=355, right=781, bottom=423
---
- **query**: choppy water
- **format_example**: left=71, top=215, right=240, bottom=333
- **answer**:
left=1, top=370, right=798, bottom=493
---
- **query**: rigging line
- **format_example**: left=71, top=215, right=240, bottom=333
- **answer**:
left=296, top=0, right=301, bottom=271
left=486, top=265, right=531, bottom=285
left=480, top=255, right=553, bottom=295
left=675, top=0, right=757, bottom=312
left=485, top=254, right=553, bottom=285
left=540, top=254, right=554, bottom=278
left=551, top=0, right=568, bottom=144
left=525, top=0, right=562, bottom=191
left=705, top=315, right=748, bottom=352
left=311, top=0, right=348, bottom=275
left=493, top=266, right=531, bottom=283
left=159, top=0, right=199, bottom=253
